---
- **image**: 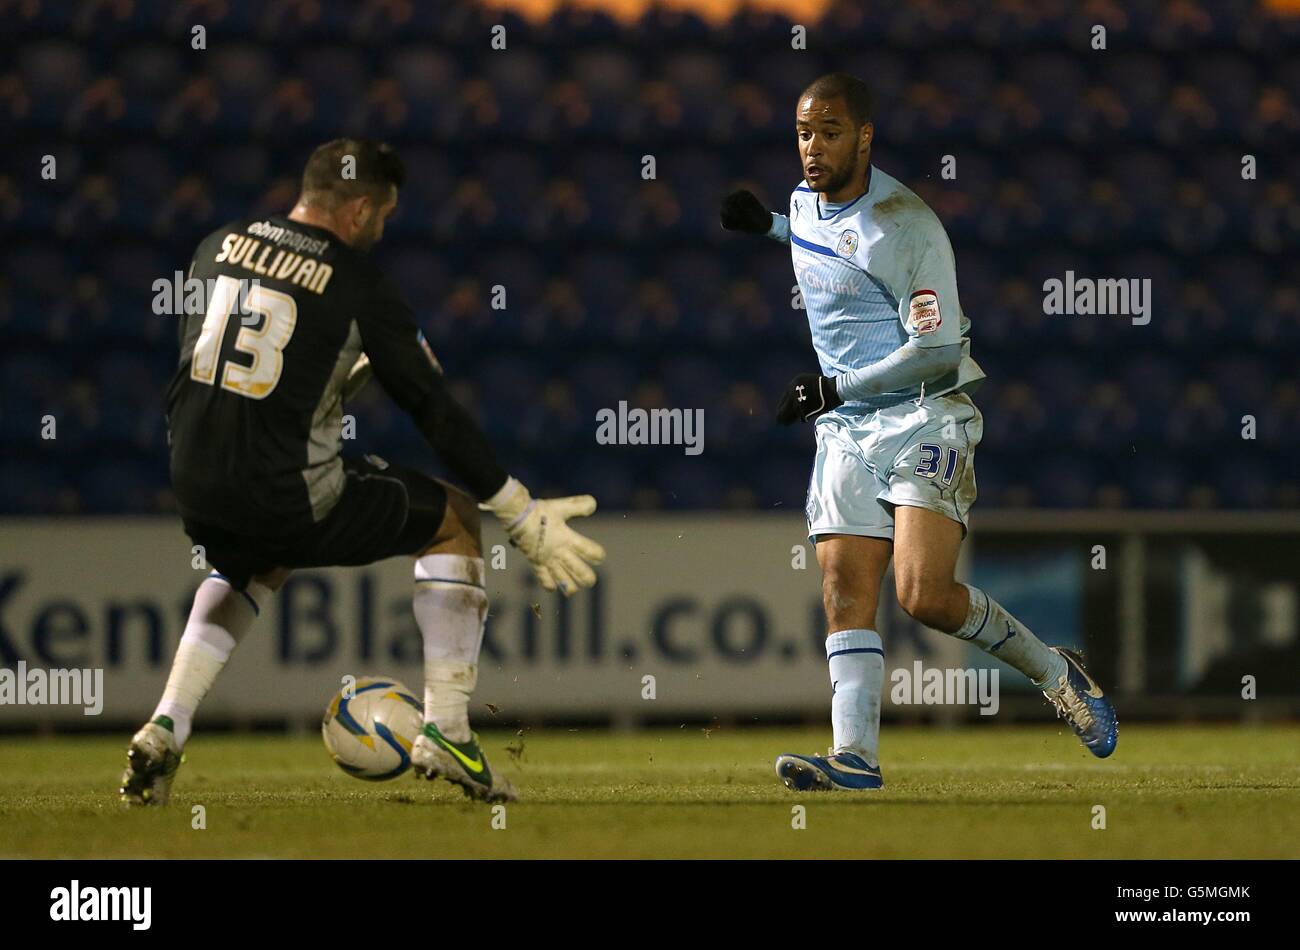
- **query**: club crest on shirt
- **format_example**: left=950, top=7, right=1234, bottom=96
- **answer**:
left=908, top=289, right=942, bottom=334
left=836, top=230, right=858, bottom=258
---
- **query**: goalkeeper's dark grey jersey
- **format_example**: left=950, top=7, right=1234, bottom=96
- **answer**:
left=166, top=214, right=502, bottom=539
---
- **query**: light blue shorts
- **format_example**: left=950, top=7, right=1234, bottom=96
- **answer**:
left=806, top=391, right=982, bottom=542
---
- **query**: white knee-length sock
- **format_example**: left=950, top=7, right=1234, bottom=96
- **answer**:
left=414, top=554, right=488, bottom=743
left=952, top=585, right=1067, bottom=687
left=826, top=629, right=884, bottom=765
left=153, top=574, right=268, bottom=747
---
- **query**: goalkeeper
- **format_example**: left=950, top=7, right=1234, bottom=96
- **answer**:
left=121, top=139, right=602, bottom=808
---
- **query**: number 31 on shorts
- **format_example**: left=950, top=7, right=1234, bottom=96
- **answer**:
left=913, top=443, right=959, bottom=486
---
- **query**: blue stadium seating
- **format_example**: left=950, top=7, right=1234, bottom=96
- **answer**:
left=2, top=0, right=1297, bottom=513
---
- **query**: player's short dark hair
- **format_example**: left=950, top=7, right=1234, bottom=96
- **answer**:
left=299, top=138, right=406, bottom=209
left=800, top=72, right=875, bottom=127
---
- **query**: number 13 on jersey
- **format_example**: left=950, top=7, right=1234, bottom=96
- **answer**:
left=190, top=274, right=297, bottom=399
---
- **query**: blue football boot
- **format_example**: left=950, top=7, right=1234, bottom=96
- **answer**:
left=1041, top=647, right=1118, bottom=758
left=775, top=749, right=883, bottom=791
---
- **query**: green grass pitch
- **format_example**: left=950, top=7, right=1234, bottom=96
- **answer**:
left=1, top=724, right=1297, bottom=858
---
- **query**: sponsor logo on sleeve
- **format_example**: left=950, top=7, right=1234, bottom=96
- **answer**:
left=908, top=289, right=942, bottom=334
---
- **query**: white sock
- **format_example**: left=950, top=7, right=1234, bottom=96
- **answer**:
left=953, top=584, right=1067, bottom=687
left=153, top=574, right=268, bottom=747
left=826, top=629, right=884, bottom=766
left=414, top=554, right=488, bottom=743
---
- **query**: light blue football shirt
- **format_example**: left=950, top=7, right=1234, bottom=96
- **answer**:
left=768, top=165, right=985, bottom=413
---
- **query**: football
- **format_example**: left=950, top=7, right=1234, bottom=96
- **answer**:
left=320, top=676, right=423, bottom=781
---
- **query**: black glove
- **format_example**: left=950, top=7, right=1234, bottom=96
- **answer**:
left=720, top=189, right=773, bottom=234
left=776, top=373, right=843, bottom=425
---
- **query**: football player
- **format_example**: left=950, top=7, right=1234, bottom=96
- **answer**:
left=121, top=139, right=604, bottom=805
left=721, top=74, right=1117, bottom=791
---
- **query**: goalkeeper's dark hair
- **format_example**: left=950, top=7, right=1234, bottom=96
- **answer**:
left=299, top=138, right=406, bottom=210
left=800, top=72, right=875, bottom=128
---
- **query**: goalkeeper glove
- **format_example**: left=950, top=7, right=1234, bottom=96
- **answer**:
left=482, top=478, right=606, bottom=596
left=776, top=373, right=842, bottom=425
left=720, top=189, right=773, bottom=234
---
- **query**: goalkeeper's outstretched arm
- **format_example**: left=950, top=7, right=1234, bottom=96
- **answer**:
left=358, top=276, right=606, bottom=596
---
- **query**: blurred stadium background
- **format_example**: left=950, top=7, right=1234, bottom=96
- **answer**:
left=1, top=0, right=1298, bottom=736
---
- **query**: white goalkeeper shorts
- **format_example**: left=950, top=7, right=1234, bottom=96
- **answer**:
left=805, top=391, right=983, bottom=543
